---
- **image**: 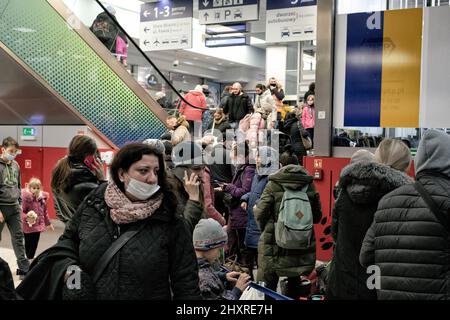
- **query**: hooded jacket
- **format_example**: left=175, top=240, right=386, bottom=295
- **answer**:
left=0, top=158, right=21, bottom=205
left=326, top=161, right=413, bottom=300
left=223, top=164, right=256, bottom=229
left=254, top=165, right=322, bottom=279
left=52, top=162, right=101, bottom=224
left=283, top=116, right=307, bottom=165
left=302, top=104, right=315, bottom=129
left=179, top=90, right=207, bottom=122
left=21, top=190, right=51, bottom=234
left=360, top=129, right=450, bottom=300
left=253, top=89, right=277, bottom=114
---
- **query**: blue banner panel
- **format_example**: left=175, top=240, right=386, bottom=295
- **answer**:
left=267, top=0, right=317, bottom=10
left=344, top=12, right=384, bottom=127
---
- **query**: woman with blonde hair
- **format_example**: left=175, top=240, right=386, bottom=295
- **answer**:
left=169, top=115, right=191, bottom=147
left=267, top=77, right=285, bottom=125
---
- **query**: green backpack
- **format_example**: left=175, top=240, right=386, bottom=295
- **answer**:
left=275, top=185, right=314, bottom=250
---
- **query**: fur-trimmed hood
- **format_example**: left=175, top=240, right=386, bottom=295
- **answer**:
left=339, top=161, right=413, bottom=204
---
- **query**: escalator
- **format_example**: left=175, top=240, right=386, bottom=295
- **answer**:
left=0, top=0, right=198, bottom=147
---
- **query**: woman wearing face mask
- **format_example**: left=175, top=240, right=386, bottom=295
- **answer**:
left=18, top=143, right=203, bottom=300
left=302, top=94, right=315, bottom=147
left=51, top=135, right=105, bottom=225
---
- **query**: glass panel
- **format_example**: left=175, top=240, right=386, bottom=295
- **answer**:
left=285, top=42, right=299, bottom=96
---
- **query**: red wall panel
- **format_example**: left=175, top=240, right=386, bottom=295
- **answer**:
left=304, top=157, right=351, bottom=262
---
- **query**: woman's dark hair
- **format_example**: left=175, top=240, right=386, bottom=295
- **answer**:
left=256, top=83, right=266, bottom=91
left=280, top=144, right=299, bottom=167
left=51, top=135, right=98, bottom=193
left=110, top=143, right=176, bottom=211
left=309, top=82, right=315, bottom=91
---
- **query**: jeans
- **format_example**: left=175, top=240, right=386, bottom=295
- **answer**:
left=0, top=204, right=30, bottom=272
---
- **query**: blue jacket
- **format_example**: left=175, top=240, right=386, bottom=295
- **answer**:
left=241, top=174, right=269, bottom=249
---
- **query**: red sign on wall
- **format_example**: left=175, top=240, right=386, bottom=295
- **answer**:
left=25, top=160, right=32, bottom=169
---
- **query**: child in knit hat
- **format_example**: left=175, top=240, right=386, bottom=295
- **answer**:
left=194, top=218, right=250, bottom=300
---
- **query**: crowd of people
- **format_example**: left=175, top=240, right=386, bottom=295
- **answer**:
left=0, top=74, right=449, bottom=301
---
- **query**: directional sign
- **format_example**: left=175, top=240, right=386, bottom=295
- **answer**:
left=266, top=0, right=317, bottom=43
left=198, top=0, right=259, bottom=25
left=140, top=0, right=193, bottom=51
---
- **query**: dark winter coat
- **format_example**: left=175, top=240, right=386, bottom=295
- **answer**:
left=327, top=161, right=413, bottom=300
left=283, top=117, right=307, bottom=165
left=52, top=162, right=102, bottom=224
left=241, top=175, right=269, bottom=249
left=18, top=183, right=202, bottom=300
left=254, top=165, right=322, bottom=279
left=208, top=144, right=233, bottom=184
left=207, top=118, right=232, bottom=139
left=223, top=93, right=253, bottom=123
left=224, top=164, right=256, bottom=229
left=360, top=130, right=450, bottom=300
left=197, top=258, right=242, bottom=300
left=0, top=258, right=17, bottom=300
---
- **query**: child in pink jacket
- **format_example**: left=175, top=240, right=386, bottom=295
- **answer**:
left=302, top=94, right=315, bottom=147
left=21, top=178, right=54, bottom=260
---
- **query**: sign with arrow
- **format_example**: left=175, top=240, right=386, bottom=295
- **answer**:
left=265, top=0, right=317, bottom=43
left=198, top=0, right=259, bottom=25
left=139, top=0, right=193, bottom=51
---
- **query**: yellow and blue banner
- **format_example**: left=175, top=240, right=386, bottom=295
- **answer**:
left=344, top=9, right=422, bottom=127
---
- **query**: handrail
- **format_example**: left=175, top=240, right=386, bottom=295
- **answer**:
left=94, top=0, right=208, bottom=111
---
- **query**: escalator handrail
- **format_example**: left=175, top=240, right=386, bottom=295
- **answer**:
left=94, top=0, right=208, bottom=112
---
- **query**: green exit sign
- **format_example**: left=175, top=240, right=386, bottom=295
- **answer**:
left=22, top=127, right=36, bottom=136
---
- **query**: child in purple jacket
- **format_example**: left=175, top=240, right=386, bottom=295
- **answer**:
left=21, top=178, right=54, bottom=260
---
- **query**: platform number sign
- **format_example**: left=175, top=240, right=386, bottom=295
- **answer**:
left=140, top=0, right=193, bottom=51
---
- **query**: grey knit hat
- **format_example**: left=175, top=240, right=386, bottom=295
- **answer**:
left=193, top=219, right=227, bottom=251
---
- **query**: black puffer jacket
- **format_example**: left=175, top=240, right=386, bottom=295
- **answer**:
left=223, top=93, right=253, bottom=123
left=53, top=163, right=102, bottom=224
left=360, top=130, right=450, bottom=300
left=58, top=183, right=202, bottom=300
left=283, top=117, right=306, bottom=165
left=327, top=161, right=413, bottom=300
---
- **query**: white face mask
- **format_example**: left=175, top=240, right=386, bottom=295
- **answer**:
left=125, top=176, right=160, bottom=201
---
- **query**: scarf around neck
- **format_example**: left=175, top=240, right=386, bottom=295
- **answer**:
left=104, top=181, right=163, bottom=225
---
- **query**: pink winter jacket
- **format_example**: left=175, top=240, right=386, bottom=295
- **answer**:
left=21, top=190, right=51, bottom=234
left=202, top=167, right=226, bottom=226
left=179, top=91, right=207, bottom=122
left=242, top=112, right=265, bottom=148
left=302, top=104, right=315, bottom=129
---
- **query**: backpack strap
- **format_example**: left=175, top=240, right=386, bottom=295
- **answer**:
left=414, top=181, right=449, bottom=234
